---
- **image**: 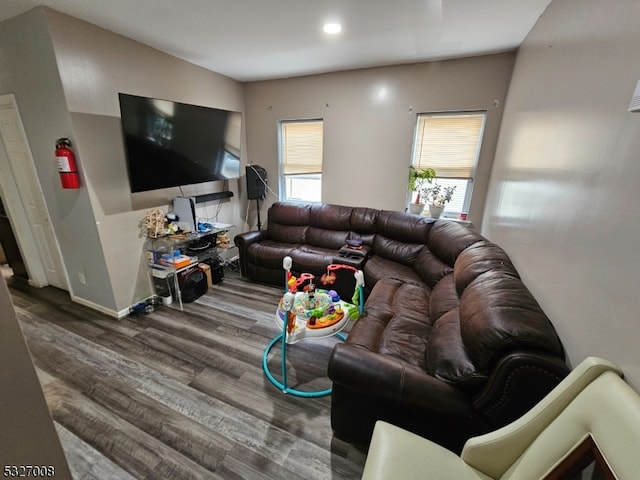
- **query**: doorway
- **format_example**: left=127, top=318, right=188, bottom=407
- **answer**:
left=0, top=93, right=68, bottom=290
left=0, top=196, right=28, bottom=281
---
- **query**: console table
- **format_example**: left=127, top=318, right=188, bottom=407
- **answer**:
left=146, top=227, right=227, bottom=310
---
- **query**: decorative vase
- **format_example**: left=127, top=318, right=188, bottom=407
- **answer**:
left=428, top=204, right=445, bottom=219
left=409, top=202, right=425, bottom=215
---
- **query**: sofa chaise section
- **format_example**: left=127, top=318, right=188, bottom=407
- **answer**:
left=234, top=201, right=569, bottom=453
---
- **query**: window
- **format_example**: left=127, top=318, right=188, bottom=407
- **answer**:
left=279, top=119, right=323, bottom=202
left=411, top=111, right=486, bottom=214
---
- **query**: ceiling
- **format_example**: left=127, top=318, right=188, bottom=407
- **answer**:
left=0, top=0, right=552, bottom=82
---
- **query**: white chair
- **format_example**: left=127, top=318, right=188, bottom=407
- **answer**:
left=362, top=357, right=640, bottom=480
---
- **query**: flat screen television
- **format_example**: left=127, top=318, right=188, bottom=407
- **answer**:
left=118, top=93, right=242, bottom=193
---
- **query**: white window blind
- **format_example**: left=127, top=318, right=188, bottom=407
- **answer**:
left=412, top=112, right=485, bottom=178
left=281, top=120, right=323, bottom=175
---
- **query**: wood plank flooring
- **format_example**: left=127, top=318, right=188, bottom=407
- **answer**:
left=6, top=266, right=366, bottom=479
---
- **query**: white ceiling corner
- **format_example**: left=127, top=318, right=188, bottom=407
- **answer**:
left=0, top=0, right=552, bottom=82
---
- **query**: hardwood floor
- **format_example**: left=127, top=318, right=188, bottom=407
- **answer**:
left=6, top=265, right=366, bottom=479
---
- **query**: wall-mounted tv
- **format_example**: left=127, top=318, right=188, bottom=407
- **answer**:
left=118, top=93, right=242, bottom=193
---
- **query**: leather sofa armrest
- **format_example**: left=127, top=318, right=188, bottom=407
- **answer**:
left=234, top=230, right=269, bottom=277
left=471, top=351, right=571, bottom=428
left=234, top=229, right=268, bottom=247
left=328, top=343, right=471, bottom=417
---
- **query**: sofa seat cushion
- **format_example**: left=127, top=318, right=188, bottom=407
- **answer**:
left=289, top=245, right=340, bottom=275
left=247, top=240, right=300, bottom=269
left=426, top=309, right=487, bottom=390
left=348, top=278, right=432, bottom=371
left=364, top=255, right=426, bottom=287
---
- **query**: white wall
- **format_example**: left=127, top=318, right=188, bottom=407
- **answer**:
left=243, top=53, right=515, bottom=224
left=0, top=273, right=71, bottom=473
left=0, top=8, right=246, bottom=314
left=45, top=9, right=246, bottom=313
left=0, top=8, right=114, bottom=309
left=483, top=0, right=640, bottom=387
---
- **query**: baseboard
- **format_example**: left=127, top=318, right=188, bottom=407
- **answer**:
left=70, top=294, right=121, bottom=319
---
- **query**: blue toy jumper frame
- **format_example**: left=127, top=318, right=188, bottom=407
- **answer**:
left=262, top=256, right=364, bottom=397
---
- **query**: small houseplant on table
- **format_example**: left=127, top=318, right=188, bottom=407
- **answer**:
left=421, top=182, right=456, bottom=219
left=408, top=166, right=436, bottom=215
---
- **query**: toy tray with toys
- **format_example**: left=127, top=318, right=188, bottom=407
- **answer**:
left=275, top=290, right=360, bottom=344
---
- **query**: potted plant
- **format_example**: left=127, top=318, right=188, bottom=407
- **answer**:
left=421, top=182, right=456, bottom=219
left=408, top=166, right=436, bottom=214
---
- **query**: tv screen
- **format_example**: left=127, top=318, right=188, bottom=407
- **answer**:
left=118, top=93, right=242, bottom=193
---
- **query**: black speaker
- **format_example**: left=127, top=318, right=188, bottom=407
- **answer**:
left=246, top=165, right=268, bottom=200
left=202, top=257, right=224, bottom=284
left=211, top=263, right=224, bottom=284
left=178, top=265, right=208, bottom=303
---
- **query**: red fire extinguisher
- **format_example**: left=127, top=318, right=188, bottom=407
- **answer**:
left=55, top=137, right=80, bottom=189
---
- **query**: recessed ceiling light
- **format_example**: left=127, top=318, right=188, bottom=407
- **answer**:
left=323, top=23, right=342, bottom=35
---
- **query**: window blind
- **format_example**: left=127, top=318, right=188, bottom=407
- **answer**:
left=281, top=120, right=323, bottom=175
left=412, top=112, right=485, bottom=178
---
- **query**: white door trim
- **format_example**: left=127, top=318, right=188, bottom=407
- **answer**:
left=0, top=93, right=68, bottom=290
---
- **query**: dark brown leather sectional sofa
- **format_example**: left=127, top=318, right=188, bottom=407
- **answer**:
left=234, top=201, right=569, bottom=453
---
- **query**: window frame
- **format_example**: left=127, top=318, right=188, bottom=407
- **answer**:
left=278, top=118, right=324, bottom=203
left=409, top=110, right=486, bottom=215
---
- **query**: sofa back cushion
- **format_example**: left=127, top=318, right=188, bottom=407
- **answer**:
left=454, top=240, right=519, bottom=295
left=349, top=207, right=379, bottom=246
left=306, top=203, right=352, bottom=249
left=373, top=211, right=432, bottom=266
left=459, top=270, right=565, bottom=374
left=427, top=221, right=484, bottom=267
left=267, top=202, right=311, bottom=243
left=310, top=203, right=352, bottom=229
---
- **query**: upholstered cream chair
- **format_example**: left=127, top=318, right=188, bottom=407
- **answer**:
left=362, top=357, right=639, bottom=479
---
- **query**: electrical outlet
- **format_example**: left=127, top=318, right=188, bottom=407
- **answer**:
left=78, top=272, right=86, bottom=285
